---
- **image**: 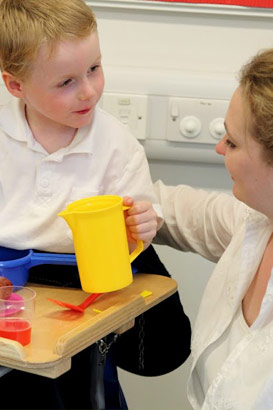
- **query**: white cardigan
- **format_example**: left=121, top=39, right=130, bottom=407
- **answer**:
left=154, top=180, right=273, bottom=410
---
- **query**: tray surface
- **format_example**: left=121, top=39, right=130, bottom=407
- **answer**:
left=0, top=274, right=177, bottom=378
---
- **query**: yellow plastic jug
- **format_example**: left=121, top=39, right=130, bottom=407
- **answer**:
left=58, top=195, right=143, bottom=293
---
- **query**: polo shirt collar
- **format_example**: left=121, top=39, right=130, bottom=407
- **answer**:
left=0, top=98, right=30, bottom=142
left=0, top=98, right=95, bottom=156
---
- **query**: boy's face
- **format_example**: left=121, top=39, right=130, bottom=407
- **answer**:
left=20, top=31, right=104, bottom=131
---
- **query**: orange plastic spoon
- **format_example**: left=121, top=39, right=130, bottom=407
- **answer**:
left=47, top=292, right=101, bottom=312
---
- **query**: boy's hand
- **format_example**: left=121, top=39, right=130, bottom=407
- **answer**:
left=123, top=196, right=158, bottom=250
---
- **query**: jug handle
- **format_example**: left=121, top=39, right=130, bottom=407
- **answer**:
left=123, top=205, right=144, bottom=263
left=29, top=252, right=77, bottom=268
left=129, top=239, right=143, bottom=264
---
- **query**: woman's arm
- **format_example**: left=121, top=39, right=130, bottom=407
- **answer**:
left=154, top=180, right=244, bottom=262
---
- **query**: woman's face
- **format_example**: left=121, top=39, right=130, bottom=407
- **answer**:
left=216, top=87, right=273, bottom=219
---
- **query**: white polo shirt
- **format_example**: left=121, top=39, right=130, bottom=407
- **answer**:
left=0, top=98, right=161, bottom=253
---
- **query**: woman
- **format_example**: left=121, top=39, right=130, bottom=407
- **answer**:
left=154, top=49, right=273, bottom=409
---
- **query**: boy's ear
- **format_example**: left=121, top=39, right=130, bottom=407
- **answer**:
left=2, top=71, right=24, bottom=98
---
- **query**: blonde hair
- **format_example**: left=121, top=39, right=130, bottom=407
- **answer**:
left=0, top=0, right=97, bottom=80
left=240, top=49, right=273, bottom=163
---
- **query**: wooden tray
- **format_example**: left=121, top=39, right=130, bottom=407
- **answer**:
left=0, top=274, right=177, bottom=378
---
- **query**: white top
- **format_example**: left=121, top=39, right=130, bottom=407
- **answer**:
left=154, top=180, right=273, bottom=410
left=196, top=303, right=249, bottom=397
left=0, top=98, right=161, bottom=253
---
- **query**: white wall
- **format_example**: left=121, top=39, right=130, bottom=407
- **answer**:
left=90, top=3, right=273, bottom=410
left=93, top=2, right=273, bottom=74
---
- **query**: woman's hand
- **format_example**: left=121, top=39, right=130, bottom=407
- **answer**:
left=123, top=196, right=158, bottom=250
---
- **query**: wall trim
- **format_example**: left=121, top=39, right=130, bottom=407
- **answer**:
left=88, top=0, right=273, bottom=18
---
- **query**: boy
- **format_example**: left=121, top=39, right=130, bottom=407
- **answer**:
left=0, top=0, right=160, bottom=408
left=0, top=0, right=159, bottom=255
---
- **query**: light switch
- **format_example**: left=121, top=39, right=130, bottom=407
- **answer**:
left=101, top=93, right=148, bottom=140
left=118, top=108, right=130, bottom=124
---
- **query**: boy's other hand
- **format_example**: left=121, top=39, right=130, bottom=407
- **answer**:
left=123, top=196, right=158, bottom=250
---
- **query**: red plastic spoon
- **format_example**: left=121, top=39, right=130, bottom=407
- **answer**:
left=47, top=293, right=101, bottom=313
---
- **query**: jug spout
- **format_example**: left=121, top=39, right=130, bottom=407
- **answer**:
left=58, top=210, right=76, bottom=231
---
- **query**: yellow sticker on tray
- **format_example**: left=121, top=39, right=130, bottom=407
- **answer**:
left=140, top=290, right=152, bottom=298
